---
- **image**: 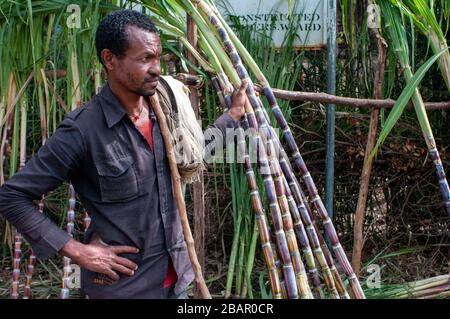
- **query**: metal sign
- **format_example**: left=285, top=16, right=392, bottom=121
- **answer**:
left=216, top=0, right=327, bottom=49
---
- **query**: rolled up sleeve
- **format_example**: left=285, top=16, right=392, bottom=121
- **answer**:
left=0, top=118, right=85, bottom=259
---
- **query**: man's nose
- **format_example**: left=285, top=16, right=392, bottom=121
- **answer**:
left=148, top=62, right=161, bottom=77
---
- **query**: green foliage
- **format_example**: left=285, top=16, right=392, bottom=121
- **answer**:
left=0, top=0, right=449, bottom=299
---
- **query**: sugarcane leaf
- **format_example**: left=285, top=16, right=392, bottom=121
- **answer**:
left=387, top=0, right=450, bottom=92
left=369, top=47, right=449, bottom=160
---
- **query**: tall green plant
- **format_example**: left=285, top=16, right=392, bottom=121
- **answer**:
left=372, top=1, right=450, bottom=216
left=388, top=0, right=450, bottom=93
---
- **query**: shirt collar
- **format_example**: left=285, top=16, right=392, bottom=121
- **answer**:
left=98, top=83, right=128, bottom=128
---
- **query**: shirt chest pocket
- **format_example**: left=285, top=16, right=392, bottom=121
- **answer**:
left=95, top=155, right=139, bottom=202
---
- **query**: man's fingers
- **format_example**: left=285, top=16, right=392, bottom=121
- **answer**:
left=105, top=269, right=120, bottom=281
left=239, top=80, right=249, bottom=93
left=233, top=80, right=249, bottom=98
left=111, top=262, right=135, bottom=277
left=113, top=256, right=138, bottom=271
left=111, top=245, right=140, bottom=255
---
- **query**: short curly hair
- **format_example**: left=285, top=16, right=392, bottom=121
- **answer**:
left=95, top=9, right=158, bottom=67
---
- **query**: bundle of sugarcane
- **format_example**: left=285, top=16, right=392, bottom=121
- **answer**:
left=365, top=275, right=450, bottom=299
left=136, top=0, right=365, bottom=299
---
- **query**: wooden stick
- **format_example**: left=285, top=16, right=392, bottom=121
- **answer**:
left=186, top=13, right=206, bottom=300
left=260, top=87, right=450, bottom=110
left=352, top=29, right=387, bottom=277
left=28, top=68, right=450, bottom=110
left=150, top=93, right=211, bottom=299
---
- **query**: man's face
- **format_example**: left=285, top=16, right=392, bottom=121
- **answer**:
left=114, top=25, right=162, bottom=97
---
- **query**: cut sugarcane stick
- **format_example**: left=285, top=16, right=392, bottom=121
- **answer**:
left=150, top=93, right=211, bottom=299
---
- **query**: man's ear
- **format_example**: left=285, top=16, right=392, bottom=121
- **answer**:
left=101, top=49, right=115, bottom=72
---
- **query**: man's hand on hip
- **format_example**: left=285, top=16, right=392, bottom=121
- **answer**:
left=60, top=236, right=139, bottom=282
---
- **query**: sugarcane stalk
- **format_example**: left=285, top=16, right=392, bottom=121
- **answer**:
left=287, top=160, right=351, bottom=298
left=266, top=139, right=312, bottom=299
left=69, top=47, right=81, bottom=111
left=40, top=70, right=51, bottom=139
left=211, top=78, right=282, bottom=299
left=241, top=101, right=309, bottom=299
left=150, top=93, right=211, bottom=299
left=61, top=184, right=76, bottom=299
left=297, top=176, right=351, bottom=299
left=278, top=145, right=350, bottom=298
left=381, top=1, right=450, bottom=216
left=251, top=110, right=314, bottom=299
left=279, top=157, right=341, bottom=298
left=1, top=74, right=16, bottom=185
left=367, top=275, right=449, bottom=299
left=195, top=0, right=365, bottom=298
left=18, top=97, right=35, bottom=299
left=23, top=194, right=44, bottom=299
left=174, top=1, right=240, bottom=86
left=408, top=81, right=450, bottom=216
left=37, top=71, right=47, bottom=141
left=281, top=176, right=326, bottom=299
left=9, top=96, right=28, bottom=299
left=261, top=114, right=337, bottom=299
left=0, top=72, right=33, bottom=131
left=11, top=229, right=22, bottom=299
left=315, top=223, right=350, bottom=299
left=141, top=0, right=238, bottom=85
left=271, top=242, right=288, bottom=299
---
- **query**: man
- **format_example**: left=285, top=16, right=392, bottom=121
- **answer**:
left=0, top=10, right=246, bottom=299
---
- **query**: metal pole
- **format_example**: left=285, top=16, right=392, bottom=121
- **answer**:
left=326, top=0, right=337, bottom=219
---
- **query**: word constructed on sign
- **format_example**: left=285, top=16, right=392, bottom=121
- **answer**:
left=216, top=0, right=327, bottom=48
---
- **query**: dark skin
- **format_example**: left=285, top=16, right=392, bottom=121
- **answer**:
left=60, top=25, right=247, bottom=282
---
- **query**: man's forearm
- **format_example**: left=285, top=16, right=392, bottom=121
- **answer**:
left=0, top=184, right=71, bottom=260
